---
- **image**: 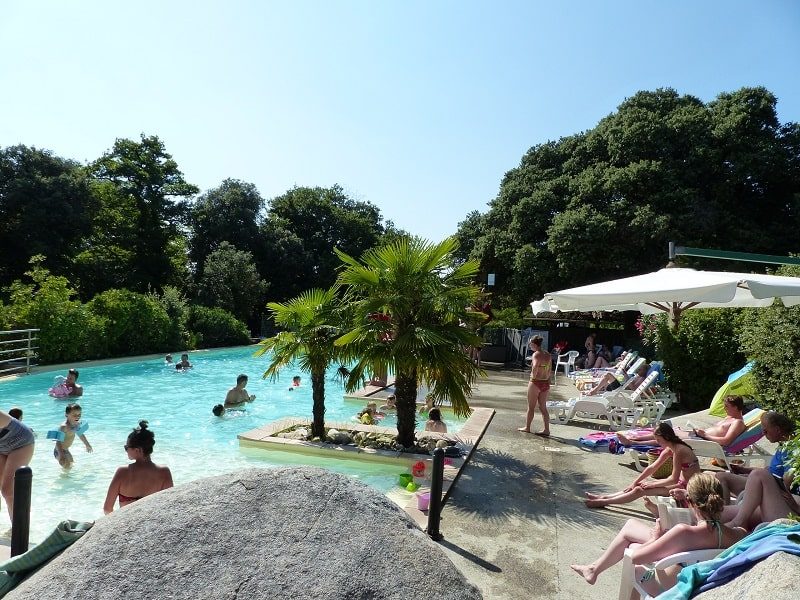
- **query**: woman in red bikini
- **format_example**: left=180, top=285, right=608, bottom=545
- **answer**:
left=103, top=420, right=173, bottom=514
left=518, top=335, right=552, bottom=436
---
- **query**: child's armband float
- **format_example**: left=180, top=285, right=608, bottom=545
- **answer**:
left=46, top=430, right=66, bottom=442
left=75, top=421, right=89, bottom=435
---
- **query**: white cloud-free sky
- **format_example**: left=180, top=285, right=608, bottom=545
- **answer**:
left=2, top=1, right=798, bottom=241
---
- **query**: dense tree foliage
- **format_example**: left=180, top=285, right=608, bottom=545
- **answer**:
left=459, top=87, right=800, bottom=306
left=188, top=179, right=264, bottom=279
left=268, top=185, right=385, bottom=291
left=739, top=266, right=800, bottom=423
left=90, top=135, right=199, bottom=293
left=0, top=145, right=94, bottom=288
left=196, top=242, right=267, bottom=322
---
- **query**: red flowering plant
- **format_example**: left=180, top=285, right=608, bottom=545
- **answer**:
left=635, top=315, right=660, bottom=347
left=553, top=340, right=569, bottom=354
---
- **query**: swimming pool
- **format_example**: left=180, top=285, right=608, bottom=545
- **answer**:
left=0, top=346, right=464, bottom=543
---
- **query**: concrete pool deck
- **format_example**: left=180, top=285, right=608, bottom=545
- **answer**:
left=433, top=369, right=707, bottom=600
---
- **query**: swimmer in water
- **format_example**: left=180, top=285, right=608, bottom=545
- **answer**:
left=54, top=403, right=92, bottom=468
left=288, top=375, right=301, bottom=390
left=225, top=374, right=256, bottom=407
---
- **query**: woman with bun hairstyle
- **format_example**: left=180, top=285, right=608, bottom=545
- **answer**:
left=103, top=421, right=173, bottom=513
left=571, top=473, right=747, bottom=591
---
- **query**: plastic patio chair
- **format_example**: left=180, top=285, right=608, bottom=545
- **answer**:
left=618, top=547, right=723, bottom=600
left=554, top=350, right=579, bottom=383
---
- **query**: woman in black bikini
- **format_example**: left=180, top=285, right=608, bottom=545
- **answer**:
left=103, top=420, right=173, bottom=513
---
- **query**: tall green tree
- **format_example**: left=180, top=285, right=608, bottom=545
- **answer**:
left=90, top=135, right=198, bottom=292
left=256, top=287, right=344, bottom=438
left=71, top=180, right=139, bottom=299
left=0, top=145, right=94, bottom=288
left=268, top=185, right=385, bottom=290
left=335, top=237, right=483, bottom=448
left=196, top=241, right=267, bottom=322
left=188, top=179, right=264, bottom=280
left=470, top=86, right=800, bottom=308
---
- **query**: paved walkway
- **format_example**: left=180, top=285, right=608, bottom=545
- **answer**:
left=437, top=368, right=665, bottom=600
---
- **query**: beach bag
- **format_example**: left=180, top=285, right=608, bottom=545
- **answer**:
left=647, top=449, right=673, bottom=479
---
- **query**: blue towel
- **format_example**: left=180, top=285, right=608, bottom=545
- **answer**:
left=655, top=523, right=800, bottom=599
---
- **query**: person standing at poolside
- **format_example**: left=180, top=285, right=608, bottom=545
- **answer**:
left=0, top=409, right=35, bottom=519
left=53, top=403, right=93, bottom=468
left=103, top=420, right=173, bottom=513
left=224, top=374, right=256, bottom=407
left=518, top=335, right=551, bottom=436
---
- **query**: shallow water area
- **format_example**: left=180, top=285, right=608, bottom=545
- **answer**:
left=1, top=346, right=465, bottom=543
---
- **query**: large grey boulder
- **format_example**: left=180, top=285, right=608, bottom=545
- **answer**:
left=9, top=467, right=481, bottom=600
left=694, top=551, right=799, bottom=600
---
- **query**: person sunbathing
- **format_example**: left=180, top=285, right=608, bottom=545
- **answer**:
left=722, top=461, right=800, bottom=531
left=572, top=473, right=746, bottom=589
left=585, top=422, right=700, bottom=508
left=616, top=395, right=746, bottom=447
left=715, top=411, right=794, bottom=503
left=584, top=362, right=649, bottom=396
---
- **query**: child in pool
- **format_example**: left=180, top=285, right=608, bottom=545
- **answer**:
left=54, top=403, right=93, bottom=468
left=288, top=375, right=301, bottom=390
left=418, top=394, right=435, bottom=415
left=357, top=402, right=384, bottom=425
left=379, top=395, right=397, bottom=412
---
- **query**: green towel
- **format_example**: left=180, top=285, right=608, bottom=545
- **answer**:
left=0, top=520, right=93, bottom=597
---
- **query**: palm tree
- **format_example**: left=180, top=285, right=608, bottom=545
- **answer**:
left=335, top=236, right=483, bottom=448
left=255, top=286, right=344, bottom=439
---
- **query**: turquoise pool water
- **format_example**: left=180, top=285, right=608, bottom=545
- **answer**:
left=0, top=346, right=464, bottom=542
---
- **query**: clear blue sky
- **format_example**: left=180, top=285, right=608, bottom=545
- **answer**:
left=2, top=1, right=798, bottom=242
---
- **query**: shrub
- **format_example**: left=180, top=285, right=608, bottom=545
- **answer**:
left=153, top=285, right=190, bottom=349
left=87, top=289, right=173, bottom=357
left=187, top=305, right=251, bottom=348
left=740, top=306, right=800, bottom=423
left=645, top=309, right=746, bottom=410
left=3, top=257, right=105, bottom=363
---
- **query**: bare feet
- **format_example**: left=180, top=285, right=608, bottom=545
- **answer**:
left=517, top=427, right=532, bottom=433
left=585, top=491, right=602, bottom=499
left=643, top=496, right=659, bottom=517
left=570, top=563, right=598, bottom=585
left=585, top=498, right=606, bottom=508
left=616, top=432, right=632, bottom=445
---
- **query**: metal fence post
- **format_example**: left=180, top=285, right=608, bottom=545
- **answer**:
left=426, top=447, right=444, bottom=541
left=11, top=466, right=32, bottom=557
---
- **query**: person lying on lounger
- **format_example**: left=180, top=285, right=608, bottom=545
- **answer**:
left=616, top=395, right=745, bottom=447
left=571, top=473, right=747, bottom=592
left=585, top=422, right=700, bottom=509
left=714, top=411, right=794, bottom=503
left=584, top=362, right=649, bottom=396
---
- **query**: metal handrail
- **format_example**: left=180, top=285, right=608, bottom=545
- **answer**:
left=0, top=329, right=39, bottom=376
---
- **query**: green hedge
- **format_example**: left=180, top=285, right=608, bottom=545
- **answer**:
left=87, top=289, right=176, bottom=357
left=740, top=301, right=800, bottom=423
left=187, top=305, right=251, bottom=348
left=646, top=310, right=747, bottom=411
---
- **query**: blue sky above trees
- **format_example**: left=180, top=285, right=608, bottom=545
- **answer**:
left=1, top=0, right=798, bottom=242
